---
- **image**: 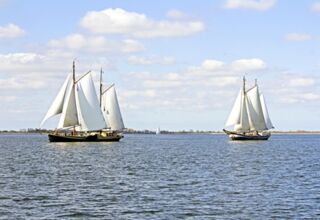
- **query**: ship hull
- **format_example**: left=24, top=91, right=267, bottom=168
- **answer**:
left=223, top=129, right=270, bottom=141
left=48, top=133, right=123, bottom=142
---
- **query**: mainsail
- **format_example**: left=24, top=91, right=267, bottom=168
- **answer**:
left=76, top=74, right=106, bottom=131
left=101, top=85, right=125, bottom=131
left=41, top=66, right=107, bottom=131
left=225, top=78, right=273, bottom=132
left=246, top=86, right=267, bottom=131
left=58, top=76, right=78, bottom=128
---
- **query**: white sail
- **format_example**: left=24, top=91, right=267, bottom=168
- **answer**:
left=102, top=85, right=125, bottom=130
left=57, top=77, right=79, bottom=128
left=246, top=86, right=267, bottom=131
left=225, top=89, right=242, bottom=127
left=76, top=73, right=106, bottom=131
left=238, top=93, right=250, bottom=131
left=40, top=74, right=71, bottom=127
left=260, top=93, right=274, bottom=129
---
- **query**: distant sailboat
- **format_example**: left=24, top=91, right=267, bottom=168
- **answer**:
left=99, top=69, right=125, bottom=132
left=156, top=127, right=161, bottom=135
left=223, top=77, right=274, bottom=141
left=40, top=62, right=123, bottom=142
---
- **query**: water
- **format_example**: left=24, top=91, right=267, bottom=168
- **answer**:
left=0, top=134, right=320, bottom=219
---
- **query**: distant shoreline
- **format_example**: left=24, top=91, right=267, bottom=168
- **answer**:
left=1, top=130, right=320, bottom=135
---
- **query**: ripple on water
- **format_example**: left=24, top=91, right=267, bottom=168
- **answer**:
left=0, top=134, right=320, bottom=219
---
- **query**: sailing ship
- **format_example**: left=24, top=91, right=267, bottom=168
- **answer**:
left=223, top=77, right=274, bottom=141
left=40, top=62, right=124, bottom=142
left=156, top=127, right=161, bottom=135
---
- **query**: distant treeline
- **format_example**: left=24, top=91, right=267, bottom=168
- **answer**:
left=1, top=128, right=320, bottom=134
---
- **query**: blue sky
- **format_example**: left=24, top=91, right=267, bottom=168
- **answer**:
left=0, top=0, right=320, bottom=131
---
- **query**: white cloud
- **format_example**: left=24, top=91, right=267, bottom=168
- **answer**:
left=284, top=33, right=312, bottom=42
left=121, top=58, right=264, bottom=111
left=287, top=77, right=315, bottom=87
left=274, top=75, right=319, bottom=104
left=48, top=34, right=144, bottom=53
left=201, top=59, right=225, bottom=71
left=166, top=10, right=187, bottom=19
left=0, top=23, right=26, bottom=39
left=121, top=39, right=145, bottom=53
left=311, top=2, right=320, bottom=12
left=0, top=53, right=44, bottom=64
left=231, top=58, right=267, bottom=72
left=0, top=95, right=16, bottom=102
left=224, top=0, right=276, bottom=11
left=128, top=55, right=175, bottom=65
left=0, top=77, right=46, bottom=90
left=80, top=8, right=205, bottom=38
left=279, top=92, right=320, bottom=104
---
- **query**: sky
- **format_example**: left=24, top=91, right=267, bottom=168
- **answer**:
left=0, top=0, right=320, bottom=131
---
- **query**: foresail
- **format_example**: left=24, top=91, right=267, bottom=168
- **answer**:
left=57, top=78, right=79, bottom=129
left=225, top=89, right=242, bottom=127
left=246, top=86, right=267, bottom=131
left=260, top=93, right=274, bottom=129
left=40, top=74, right=71, bottom=127
left=102, top=85, right=125, bottom=130
left=76, top=73, right=106, bottom=131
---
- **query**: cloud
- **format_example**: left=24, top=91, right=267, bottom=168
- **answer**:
left=128, top=55, right=175, bottom=65
left=48, top=34, right=145, bottom=53
left=273, top=74, right=320, bottom=104
left=0, top=95, right=16, bottom=102
left=0, top=53, right=44, bottom=64
left=121, top=58, right=267, bottom=111
left=223, top=0, right=276, bottom=11
left=80, top=8, right=205, bottom=38
left=0, top=23, right=26, bottom=39
left=230, top=58, right=267, bottom=72
left=284, top=33, right=312, bottom=42
left=311, top=2, right=320, bottom=12
left=201, top=59, right=225, bottom=71
left=121, top=39, right=145, bottom=53
left=287, top=77, right=315, bottom=87
left=166, top=9, right=187, bottom=19
left=0, top=77, right=46, bottom=90
left=279, top=92, right=320, bottom=104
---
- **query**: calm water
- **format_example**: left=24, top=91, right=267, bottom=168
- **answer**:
left=0, top=134, right=320, bottom=219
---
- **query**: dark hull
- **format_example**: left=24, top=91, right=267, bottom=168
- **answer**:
left=223, top=129, right=270, bottom=141
left=48, top=133, right=122, bottom=142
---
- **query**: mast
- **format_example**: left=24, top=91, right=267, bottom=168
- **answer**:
left=243, top=76, right=246, bottom=93
left=100, top=68, right=103, bottom=107
left=73, top=60, right=76, bottom=84
left=72, top=60, right=76, bottom=134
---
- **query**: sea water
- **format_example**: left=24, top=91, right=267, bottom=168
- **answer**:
left=0, top=134, right=319, bottom=219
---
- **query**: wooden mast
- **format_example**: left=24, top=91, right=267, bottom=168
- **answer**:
left=72, top=61, right=76, bottom=135
left=72, top=60, right=76, bottom=85
left=100, top=68, right=103, bottom=107
left=243, top=76, right=246, bottom=93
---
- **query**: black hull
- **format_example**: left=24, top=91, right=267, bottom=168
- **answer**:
left=48, top=133, right=122, bottom=142
left=223, top=129, right=270, bottom=141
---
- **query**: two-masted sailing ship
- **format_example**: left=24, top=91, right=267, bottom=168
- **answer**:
left=223, top=77, right=274, bottom=141
left=40, top=62, right=125, bottom=142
